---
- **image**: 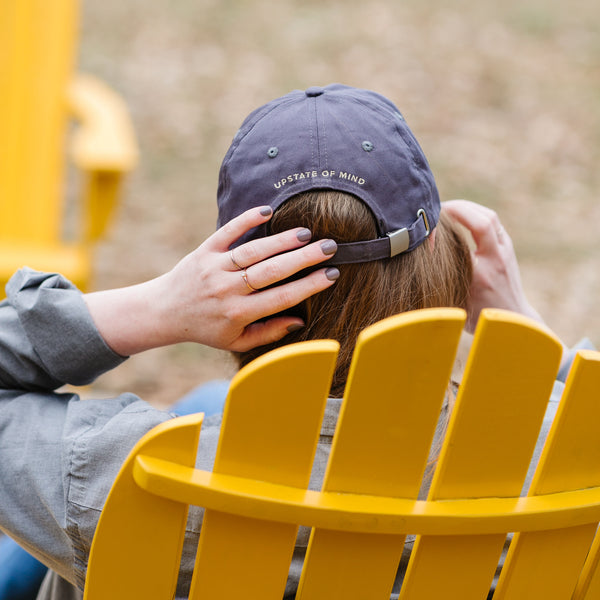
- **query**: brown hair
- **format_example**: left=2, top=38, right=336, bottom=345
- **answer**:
left=236, top=190, right=472, bottom=397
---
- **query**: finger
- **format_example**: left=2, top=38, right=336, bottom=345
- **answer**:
left=229, top=317, right=305, bottom=352
left=243, top=266, right=339, bottom=322
left=442, top=200, right=504, bottom=254
left=228, top=226, right=313, bottom=271
left=207, top=206, right=273, bottom=251
left=442, top=200, right=496, bottom=233
left=243, top=239, right=338, bottom=290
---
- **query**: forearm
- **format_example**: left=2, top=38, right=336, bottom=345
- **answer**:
left=83, top=274, right=178, bottom=357
left=518, top=301, right=570, bottom=371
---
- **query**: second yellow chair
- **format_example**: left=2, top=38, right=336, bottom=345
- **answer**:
left=0, top=0, right=138, bottom=293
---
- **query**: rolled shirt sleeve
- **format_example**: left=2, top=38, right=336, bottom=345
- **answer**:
left=0, top=269, right=173, bottom=586
left=0, top=269, right=126, bottom=389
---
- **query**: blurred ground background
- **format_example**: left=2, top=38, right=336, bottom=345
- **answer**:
left=76, top=0, right=600, bottom=408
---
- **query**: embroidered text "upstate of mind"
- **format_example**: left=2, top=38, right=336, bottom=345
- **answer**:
left=273, top=170, right=366, bottom=189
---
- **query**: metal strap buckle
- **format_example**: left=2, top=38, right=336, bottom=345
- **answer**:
left=387, top=228, right=409, bottom=257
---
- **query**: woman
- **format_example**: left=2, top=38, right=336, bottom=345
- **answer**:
left=0, top=85, right=586, bottom=599
left=182, top=83, right=563, bottom=408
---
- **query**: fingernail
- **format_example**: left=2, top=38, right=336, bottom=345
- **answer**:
left=326, top=267, right=340, bottom=281
left=259, top=206, right=273, bottom=217
left=320, top=240, right=337, bottom=255
left=296, top=228, right=312, bottom=242
left=287, top=323, right=304, bottom=333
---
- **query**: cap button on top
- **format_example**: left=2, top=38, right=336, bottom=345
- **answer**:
left=305, top=86, right=324, bottom=97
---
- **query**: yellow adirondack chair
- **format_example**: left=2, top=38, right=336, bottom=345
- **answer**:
left=0, top=1, right=138, bottom=293
left=83, top=308, right=600, bottom=599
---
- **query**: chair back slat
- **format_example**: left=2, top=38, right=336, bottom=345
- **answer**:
left=574, top=533, right=600, bottom=600
left=0, top=0, right=78, bottom=243
left=83, top=414, right=204, bottom=600
left=188, top=341, right=339, bottom=600
left=495, top=350, right=600, bottom=599
left=398, top=309, right=563, bottom=600
left=296, top=308, right=466, bottom=600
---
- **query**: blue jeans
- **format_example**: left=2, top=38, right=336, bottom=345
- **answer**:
left=0, top=536, right=49, bottom=600
left=0, top=379, right=230, bottom=598
left=171, top=379, right=229, bottom=417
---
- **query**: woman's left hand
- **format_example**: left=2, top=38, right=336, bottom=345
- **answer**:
left=85, top=206, right=340, bottom=355
left=442, top=200, right=544, bottom=332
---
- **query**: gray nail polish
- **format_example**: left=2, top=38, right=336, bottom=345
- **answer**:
left=296, top=228, right=312, bottom=242
left=320, top=240, right=338, bottom=255
left=260, top=206, right=273, bottom=217
left=326, top=267, right=340, bottom=281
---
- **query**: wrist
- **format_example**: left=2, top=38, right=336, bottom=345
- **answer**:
left=84, top=275, right=178, bottom=356
left=519, top=301, right=570, bottom=370
left=520, top=302, right=544, bottom=325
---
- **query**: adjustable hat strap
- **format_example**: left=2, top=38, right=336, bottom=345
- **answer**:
left=324, top=209, right=431, bottom=266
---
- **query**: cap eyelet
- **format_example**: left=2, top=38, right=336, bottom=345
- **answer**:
left=267, top=146, right=279, bottom=158
left=362, top=141, right=374, bottom=152
left=417, top=209, right=431, bottom=236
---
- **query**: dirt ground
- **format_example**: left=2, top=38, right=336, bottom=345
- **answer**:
left=75, top=0, right=600, bottom=408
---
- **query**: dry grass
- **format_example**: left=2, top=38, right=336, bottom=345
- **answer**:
left=78, top=0, right=600, bottom=407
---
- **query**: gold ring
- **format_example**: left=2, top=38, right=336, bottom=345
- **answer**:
left=230, top=249, right=244, bottom=271
left=242, top=269, right=258, bottom=292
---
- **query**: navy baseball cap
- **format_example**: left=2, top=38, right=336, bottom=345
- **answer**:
left=217, top=84, right=440, bottom=265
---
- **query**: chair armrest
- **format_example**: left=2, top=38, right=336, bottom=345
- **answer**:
left=67, top=73, right=138, bottom=173
left=66, top=74, right=139, bottom=241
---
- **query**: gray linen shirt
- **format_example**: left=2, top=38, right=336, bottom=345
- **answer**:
left=0, top=269, right=591, bottom=600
